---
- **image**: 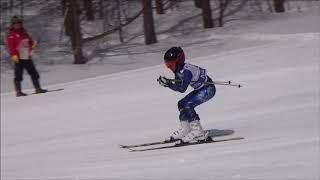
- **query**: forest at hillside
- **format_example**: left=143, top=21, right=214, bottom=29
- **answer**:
left=2, top=0, right=314, bottom=64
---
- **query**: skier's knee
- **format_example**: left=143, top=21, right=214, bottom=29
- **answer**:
left=178, top=99, right=185, bottom=111
left=179, top=109, right=189, bottom=121
left=179, top=101, right=194, bottom=111
left=14, top=77, right=22, bottom=82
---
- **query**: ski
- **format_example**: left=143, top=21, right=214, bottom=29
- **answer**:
left=29, top=88, right=64, bottom=95
left=127, top=137, right=244, bottom=152
left=119, top=139, right=178, bottom=149
left=119, top=131, right=237, bottom=149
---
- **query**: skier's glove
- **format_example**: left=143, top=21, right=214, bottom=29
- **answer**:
left=157, top=76, right=170, bottom=87
left=11, top=55, right=19, bottom=63
left=32, top=41, right=37, bottom=49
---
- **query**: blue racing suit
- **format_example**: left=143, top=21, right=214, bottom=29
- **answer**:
left=167, top=63, right=216, bottom=122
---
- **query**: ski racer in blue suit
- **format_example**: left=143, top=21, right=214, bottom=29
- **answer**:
left=157, top=47, right=216, bottom=143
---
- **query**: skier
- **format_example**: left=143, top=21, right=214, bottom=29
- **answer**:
left=157, top=47, right=216, bottom=143
left=6, top=16, right=47, bottom=97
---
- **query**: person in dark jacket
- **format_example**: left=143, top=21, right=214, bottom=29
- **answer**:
left=6, top=16, right=47, bottom=97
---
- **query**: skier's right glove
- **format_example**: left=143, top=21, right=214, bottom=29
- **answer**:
left=157, top=76, right=169, bottom=87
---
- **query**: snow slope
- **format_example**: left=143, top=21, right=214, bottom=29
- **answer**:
left=1, top=5, right=320, bottom=180
left=1, top=31, right=319, bottom=179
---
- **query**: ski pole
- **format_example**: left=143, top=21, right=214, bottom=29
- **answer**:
left=166, top=78, right=242, bottom=88
left=206, top=80, right=242, bottom=88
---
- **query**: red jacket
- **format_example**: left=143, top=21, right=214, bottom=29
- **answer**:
left=6, top=27, right=34, bottom=58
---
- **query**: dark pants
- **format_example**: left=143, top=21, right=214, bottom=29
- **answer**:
left=178, top=84, right=216, bottom=122
left=14, top=59, right=40, bottom=91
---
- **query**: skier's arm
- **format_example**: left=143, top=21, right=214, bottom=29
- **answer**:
left=6, top=33, right=18, bottom=56
left=167, top=70, right=192, bottom=93
left=26, top=31, right=35, bottom=49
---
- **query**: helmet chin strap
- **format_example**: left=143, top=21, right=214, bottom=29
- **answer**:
left=175, top=62, right=185, bottom=72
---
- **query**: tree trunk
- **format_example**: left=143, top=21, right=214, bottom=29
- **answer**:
left=194, top=0, right=201, bottom=8
left=142, top=0, right=157, bottom=45
left=20, top=0, right=24, bottom=20
left=61, top=0, right=66, bottom=16
left=201, top=0, right=214, bottom=28
left=83, top=0, right=94, bottom=20
left=68, top=0, right=86, bottom=64
left=10, top=0, right=14, bottom=12
left=116, top=0, right=124, bottom=42
left=218, top=0, right=224, bottom=27
left=64, top=6, right=72, bottom=37
left=155, top=0, right=164, bottom=14
left=169, top=0, right=178, bottom=10
left=218, top=0, right=230, bottom=27
left=98, top=0, right=104, bottom=18
left=273, top=0, right=285, bottom=13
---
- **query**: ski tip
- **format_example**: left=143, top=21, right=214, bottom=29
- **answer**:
left=235, top=137, right=245, bottom=140
left=119, top=144, right=127, bottom=148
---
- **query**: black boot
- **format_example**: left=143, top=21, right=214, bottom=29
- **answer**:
left=35, top=88, right=48, bottom=94
left=16, top=91, right=28, bottom=97
left=32, top=79, right=47, bottom=94
left=14, top=81, right=27, bottom=97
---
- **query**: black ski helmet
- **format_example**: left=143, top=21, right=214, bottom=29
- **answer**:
left=164, top=47, right=185, bottom=72
left=11, top=16, right=22, bottom=25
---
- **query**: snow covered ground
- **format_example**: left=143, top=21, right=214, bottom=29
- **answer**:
left=1, top=2, right=320, bottom=180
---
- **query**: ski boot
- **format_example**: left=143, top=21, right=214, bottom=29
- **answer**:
left=179, top=120, right=209, bottom=144
left=166, top=121, right=191, bottom=142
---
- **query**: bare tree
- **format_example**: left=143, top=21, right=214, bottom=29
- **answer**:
left=194, top=0, right=201, bottom=8
left=142, top=0, right=157, bottom=45
left=217, top=0, right=231, bottom=27
left=64, top=5, right=72, bottom=37
left=201, top=0, right=214, bottom=28
left=20, top=0, right=24, bottom=19
left=66, top=0, right=86, bottom=64
left=273, top=0, right=285, bottom=12
left=61, top=0, right=67, bottom=15
left=83, top=0, right=94, bottom=20
left=98, top=0, right=104, bottom=18
left=10, top=0, right=14, bottom=12
left=116, top=0, right=124, bottom=42
left=155, top=0, right=164, bottom=14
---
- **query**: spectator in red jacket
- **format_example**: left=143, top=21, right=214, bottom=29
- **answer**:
left=6, top=16, right=47, bottom=97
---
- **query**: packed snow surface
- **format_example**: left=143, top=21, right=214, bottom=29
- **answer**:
left=1, top=4, right=319, bottom=180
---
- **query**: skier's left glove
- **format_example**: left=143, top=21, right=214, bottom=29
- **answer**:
left=157, top=76, right=170, bottom=87
left=11, top=55, right=19, bottom=63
